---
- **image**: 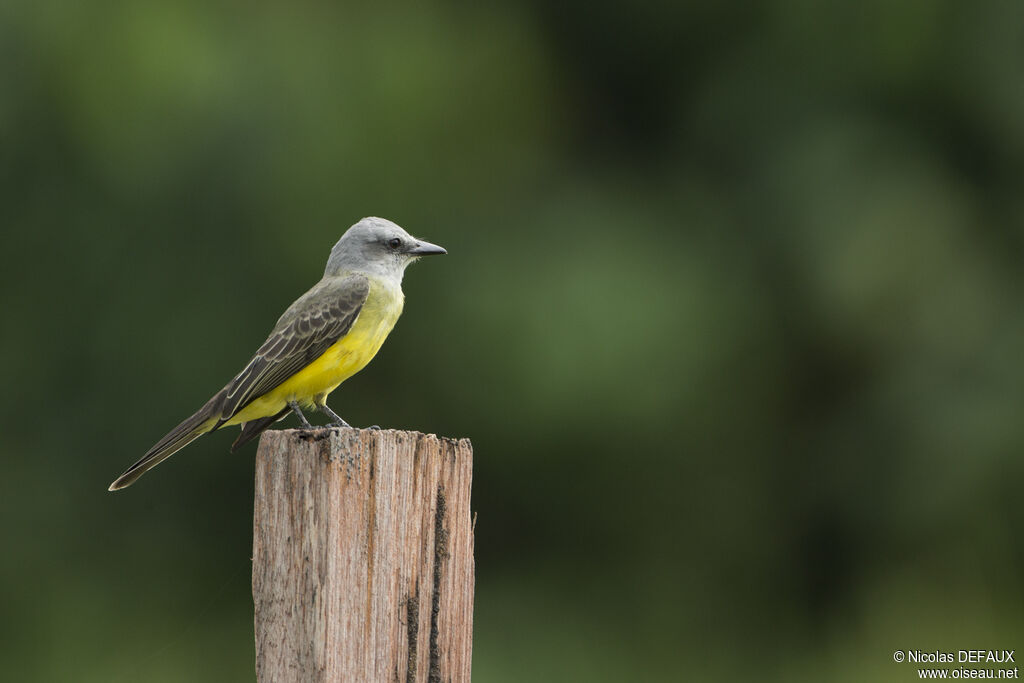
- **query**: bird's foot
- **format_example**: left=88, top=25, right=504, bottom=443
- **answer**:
left=316, top=402, right=352, bottom=429
left=287, top=401, right=314, bottom=429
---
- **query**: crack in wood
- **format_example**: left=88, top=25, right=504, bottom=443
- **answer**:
left=429, top=486, right=448, bottom=683
left=405, top=593, right=419, bottom=683
left=296, top=427, right=335, bottom=442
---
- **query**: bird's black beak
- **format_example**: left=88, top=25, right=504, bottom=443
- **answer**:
left=408, top=239, right=447, bottom=256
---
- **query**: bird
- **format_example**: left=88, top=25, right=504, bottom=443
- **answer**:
left=108, top=216, right=446, bottom=491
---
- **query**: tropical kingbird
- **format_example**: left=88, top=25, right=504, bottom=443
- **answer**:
left=108, top=217, right=446, bottom=491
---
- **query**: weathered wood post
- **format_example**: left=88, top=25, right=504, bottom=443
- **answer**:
left=252, top=428, right=474, bottom=682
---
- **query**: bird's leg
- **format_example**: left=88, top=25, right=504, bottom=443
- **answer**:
left=315, top=400, right=352, bottom=429
left=287, top=401, right=313, bottom=429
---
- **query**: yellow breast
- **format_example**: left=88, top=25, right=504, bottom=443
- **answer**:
left=225, top=279, right=404, bottom=425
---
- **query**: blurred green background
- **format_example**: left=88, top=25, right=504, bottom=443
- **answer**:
left=3, top=1, right=1024, bottom=681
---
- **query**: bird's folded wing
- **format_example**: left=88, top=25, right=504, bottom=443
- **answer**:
left=215, top=273, right=371, bottom=423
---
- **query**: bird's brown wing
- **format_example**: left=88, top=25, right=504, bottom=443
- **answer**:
left=214, top=273, right=370, bottom=425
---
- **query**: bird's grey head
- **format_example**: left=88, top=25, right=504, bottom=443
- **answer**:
left=324, top=217, right=446, bottom=281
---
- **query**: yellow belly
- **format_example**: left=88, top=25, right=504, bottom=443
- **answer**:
left=224, top=281, right=403, bottom=426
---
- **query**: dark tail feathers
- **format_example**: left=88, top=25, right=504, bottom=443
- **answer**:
left=108, top=390, right=227, bottom=491
left=231, top=407, right=290, bottom=452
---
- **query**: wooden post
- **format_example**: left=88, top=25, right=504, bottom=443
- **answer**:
left=252, top=428, right=474, bottom=683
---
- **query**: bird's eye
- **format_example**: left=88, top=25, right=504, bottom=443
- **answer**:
left=387, top=238, right=402, bottom=250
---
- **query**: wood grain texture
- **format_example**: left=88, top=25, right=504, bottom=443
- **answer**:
left=252, top=428, right=474, bottom=683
